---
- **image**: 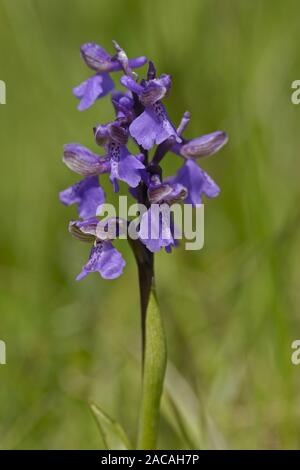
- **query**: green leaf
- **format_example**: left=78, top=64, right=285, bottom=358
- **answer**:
left=138, top=288, right=167, bottom=450
left=90, top=402, right=132, bottom=450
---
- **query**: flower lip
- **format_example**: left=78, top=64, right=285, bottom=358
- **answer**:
left=59, top=176, right=105, bottom=219
left=168, top=159, right=220, bottom=206
left=63, top=144, right=110, bottom=176
left=180, top=131, right=228, bottom=159
left=73, top=73, right=114, bottom=111
left=76, top=240, right=126, bottom=281
left=129, top=102, right=181, bottom=151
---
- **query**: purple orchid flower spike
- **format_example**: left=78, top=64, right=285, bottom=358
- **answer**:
left=139, top=173, right=187, bottom=253
left=69, top=218, right=126, bottom=280
left=59, top=176, right=105, bottom=219
left=60, top=41, right=228, bottom=450
left=121, top=63, right=181, bottom=150
left=73, top=42, right=147, bottom=111
left=94, top=121, right=145, bottom=192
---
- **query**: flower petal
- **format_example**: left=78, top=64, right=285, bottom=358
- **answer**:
left=120, top=75, right=144, bottom=94
left=109, top=146, right=145, bottom=190
left=128, top=56, right=147, bottom=69
left=76, top=241, right=125, bottom=280
left=139, top=205, right=176, bottom=253
left=59, top=176, right=105, bottom=218
left=170, top=159, right=220, bottom=206
left=129, top=103, right=180, bottom=150
left=73, top=73, right=114, bottom=111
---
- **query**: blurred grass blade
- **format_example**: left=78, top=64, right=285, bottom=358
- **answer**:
left=90, top=402, right=132, bottom=450
left=161, top=363, right=203, bottom=449
left=162, top=363, right=227, bottom=449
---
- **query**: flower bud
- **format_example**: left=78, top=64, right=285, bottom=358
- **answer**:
left=147, top=61, right=156, bottom=80
left=167, top=183, right=188, bottom=203
left=69, top=219, right=98, bottom=242
left=108, top=123, right=128, bottom=146
left=80, top=43, right=112, bottom=72
left=140, top=74, right=171, bottom=106
left=180, top=131, right=228, bottom=159
left=94, top=125, right=110, bottom=146
left=63, top=144, right=109, bottom=176
left=148, top=183, right=187, bottom=204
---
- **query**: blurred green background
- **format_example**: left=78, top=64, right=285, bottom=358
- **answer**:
left=1, top=0, right=300, bottom=449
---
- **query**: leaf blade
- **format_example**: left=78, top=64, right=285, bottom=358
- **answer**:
left=90, top=402, right=132, bottom=450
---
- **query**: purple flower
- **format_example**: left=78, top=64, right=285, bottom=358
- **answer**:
left=121, top=73, right=181, bottom=150
left=168, top=159, right=220, bottom=206
left=74, top=42, right=147, bottom=111
left=139, top=179, right=187, bottom=253
left=121, top=68, right=171, bottom=105
left=59, top=176, right=105, bottom=219
left=94, top=122, right=145, bottom=192
left=77, top=241, right=125, bottom=280
left=69, top=218, right=126, bottom=280
left=61, top=42, right=227, bottom=283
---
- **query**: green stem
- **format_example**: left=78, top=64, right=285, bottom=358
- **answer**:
left=137, top=250, right=154, bottom=364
